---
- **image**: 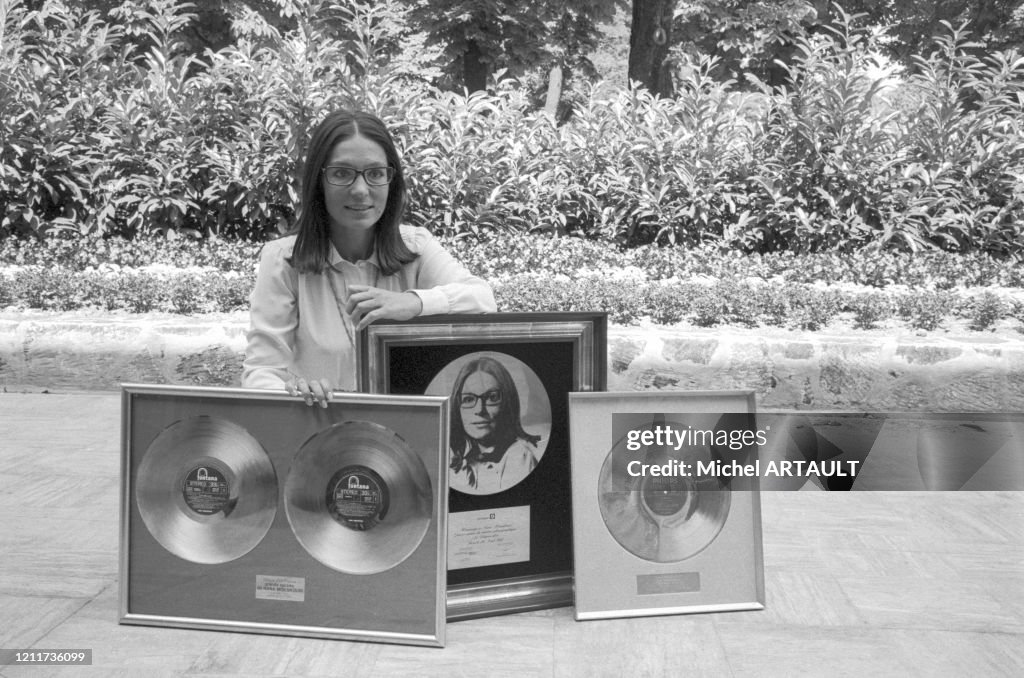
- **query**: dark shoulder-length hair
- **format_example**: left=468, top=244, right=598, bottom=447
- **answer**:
left=288, top=109, right=416, bottom=275
left=449, top=356, right=540, bottom=475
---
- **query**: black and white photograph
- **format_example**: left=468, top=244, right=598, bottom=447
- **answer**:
left=1, top=0, right=1022, bottom=675
left=426, top=351, right=552, bottom=495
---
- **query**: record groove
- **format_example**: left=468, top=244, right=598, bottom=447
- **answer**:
left=284, top=421, right=432, bottom=575
left=599, top=416, right=730, bottom=563
left=135, top=415, right=278, bottom=564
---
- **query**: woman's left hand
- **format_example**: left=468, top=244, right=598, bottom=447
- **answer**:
left=346, top=284, right=423, bottom=331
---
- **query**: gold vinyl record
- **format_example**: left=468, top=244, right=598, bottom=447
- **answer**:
left=135, top=416, right=278, bottom=565
left=598, top=416, right=730, bottom=563
left=284, top=421, right=432, bottom=575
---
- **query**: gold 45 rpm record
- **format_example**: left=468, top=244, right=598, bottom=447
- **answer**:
left=598, top=416, right=730, bottom=563
left=135, top=416, right=278, bottom=565
left=284, top=421, right=432, bottom=575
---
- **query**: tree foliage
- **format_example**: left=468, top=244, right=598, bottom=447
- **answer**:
left=652, top=0, right=1024, bottom=93
left=407, top=0, right=618, bottom=92
left=825, top=1, right=1024, bottom=66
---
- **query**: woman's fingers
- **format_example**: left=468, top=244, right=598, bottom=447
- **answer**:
left=286, top=376, right=332, bottom=407
left=308, top=379, right=331, bottom=408
left=344, top=285, right=422, bottom=331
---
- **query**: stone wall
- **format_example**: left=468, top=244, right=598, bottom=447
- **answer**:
left=2, top=311, right=1022, bottom=410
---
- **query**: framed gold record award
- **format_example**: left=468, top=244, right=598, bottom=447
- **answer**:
left=568, top=391, right=765, bottom=621
left=358, top=312, right=607, bottom=620
left=119, top=384, right=449, bottom=647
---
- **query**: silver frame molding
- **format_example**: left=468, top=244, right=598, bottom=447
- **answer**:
left=119, top=384, right=449, bottom=647
left=360, top=317, right=600, bottom=395
left=569, top=390, right=766, bottom=621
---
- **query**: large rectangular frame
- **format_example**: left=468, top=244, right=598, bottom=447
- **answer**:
left=120, top=384, right=449, bottom=646
left=569, top=390, right=765, bottom=620
left=358, top=312, right=607, bottom=620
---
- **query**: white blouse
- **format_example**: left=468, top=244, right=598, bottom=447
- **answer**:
left=242, top=225, right=496, bottom=392
left=450, top=438, right=540, bottom=495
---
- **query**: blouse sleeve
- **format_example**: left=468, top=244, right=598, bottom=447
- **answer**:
left=241, top=240, right=299, bottom=390
left=404, top=227, right=497, bottom=315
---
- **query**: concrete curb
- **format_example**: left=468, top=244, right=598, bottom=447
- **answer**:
left=1, top=310, right=1022, bottom=410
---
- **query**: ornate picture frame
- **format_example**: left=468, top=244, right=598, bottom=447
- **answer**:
left=358, top=312, right=608, bottom=620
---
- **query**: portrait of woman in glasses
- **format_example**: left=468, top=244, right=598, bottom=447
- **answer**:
left=242, top=109, right=496, bottom=403
left=446, top=354, right=549, bottom=495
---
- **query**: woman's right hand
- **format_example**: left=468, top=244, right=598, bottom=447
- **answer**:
left=285, top=375, right=333, bottom=408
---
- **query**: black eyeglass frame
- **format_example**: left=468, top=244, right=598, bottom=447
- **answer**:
left=321, top=165, right=396, bottom=187
left=457, top=390, right=503, bottom=409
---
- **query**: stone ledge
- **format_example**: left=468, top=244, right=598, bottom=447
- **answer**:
left=1, top=311, right=1022, bottom=410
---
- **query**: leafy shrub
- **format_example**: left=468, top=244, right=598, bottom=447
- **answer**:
left=493, top=275, right=574, bottom=314
left=0, top=0, right=430, bottom=241
left=785, top=284, right=842, bottom=331
left=0, top=232, right=261, bottom=271
left=690, top=292, right=726, bottom=327
left=2, top=1, right=1022, bottom=257
left=7, top=268, right=80, bottom=311
left=442, top=232, right=1022, bottom=289
left=645, top=283, right=696, bottom=325
left=1013, top=299, right=1024, bottom=332
left=850, top=292, right=895, bottom=329
left=898, top=291, right=952, bottom=331
left=2, top=251, right=1019, bottom=334
left=967, top=291, right=1009, bottom=331
left=754, top=284, right=790, bottom=327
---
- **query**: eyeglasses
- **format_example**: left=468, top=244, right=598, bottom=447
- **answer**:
left=322, top=165, right=395, bottom=187
left=458, top=390, right=502, bottom=409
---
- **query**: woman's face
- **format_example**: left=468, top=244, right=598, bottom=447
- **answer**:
left=322, top=134, right=389, bottom=240
left=459, top=370, right=503, bottom=442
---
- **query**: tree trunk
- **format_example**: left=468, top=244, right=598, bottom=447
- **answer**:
left=463, top=38, right=488, bottom=93
left=628, top=0, right=676, bottom=96
left=544, top=62, right=563, bottom=118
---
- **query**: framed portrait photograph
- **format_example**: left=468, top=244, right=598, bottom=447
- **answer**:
left=358, top=312, right=608, bottom=620
left=568, top=391, right=765, bottom=621
left=120, top=384, right=449, bottom=647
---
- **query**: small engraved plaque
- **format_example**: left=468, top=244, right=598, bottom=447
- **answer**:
left=448, top=505, right=530, bottom=570
left=636, top=572, right=701, bottom=596
left=255, top=575, right=306, bottom=602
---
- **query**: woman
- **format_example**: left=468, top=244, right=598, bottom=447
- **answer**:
left=242, top=110, right=496, bottom=404
left=449, top=356, right=542, bottom=494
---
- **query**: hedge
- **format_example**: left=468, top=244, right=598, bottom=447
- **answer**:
left=2, top=1, right=1023, bottom=256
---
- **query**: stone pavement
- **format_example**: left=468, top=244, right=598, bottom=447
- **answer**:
left=1, top=392, right=1023, bottom=677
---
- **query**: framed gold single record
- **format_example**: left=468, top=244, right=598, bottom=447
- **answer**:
left=120, top=384, right=449, bottom=647
left=358, top=312, right=607, bottom=620
left=569, top=391, right=765, bottom=621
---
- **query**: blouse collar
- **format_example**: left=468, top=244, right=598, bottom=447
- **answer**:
left=327, top=244, right=381, bottom=270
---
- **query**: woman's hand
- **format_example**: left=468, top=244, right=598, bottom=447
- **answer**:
left=345, top=284, right=423, bottom=331
left=285, top=375, right=333, bottom=408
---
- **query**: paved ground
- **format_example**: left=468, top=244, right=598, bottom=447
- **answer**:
left=1, top=392, right=1023, bottom=677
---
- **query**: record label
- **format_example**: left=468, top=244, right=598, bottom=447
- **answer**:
left=642, top=476, right=688, bottom=516
left=182, top=464, right=231, bottom=516
left=327, top=465, right=390, bottom=531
